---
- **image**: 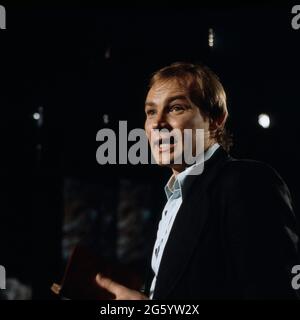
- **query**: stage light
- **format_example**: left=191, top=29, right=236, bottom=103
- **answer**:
left=208, top=28, right=214, bottom=47
left=105, top=46, right=111, bottom=59
left=258, top=113, right=270, bottom=128
left=33, top=112, right=40, bottom=120
left=103, top=114, right=109, bottom=124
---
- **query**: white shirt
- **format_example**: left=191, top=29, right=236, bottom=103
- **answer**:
left=149, top=143, right=220, bottom=299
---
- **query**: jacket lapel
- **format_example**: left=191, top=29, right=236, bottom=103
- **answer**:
left=153, top=147, right=230, bottom=299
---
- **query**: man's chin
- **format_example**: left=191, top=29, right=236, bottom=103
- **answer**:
left=153, top=154, right=175, bottom=166
left=156, top=162, right=172, bottom=168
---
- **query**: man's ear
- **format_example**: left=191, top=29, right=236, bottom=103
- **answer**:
left=209, top=113, right=227, bottom=131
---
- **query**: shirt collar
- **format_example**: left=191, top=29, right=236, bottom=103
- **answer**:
left=164, top=143, right=220, bottom=200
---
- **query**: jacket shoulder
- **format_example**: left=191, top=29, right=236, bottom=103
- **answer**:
left=210, top=156, right=294, bottom=214
left=217, top=156, right=287, bottom=187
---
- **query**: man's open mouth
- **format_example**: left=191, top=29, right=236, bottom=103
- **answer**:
left=153, top=136, right=176, bottom=152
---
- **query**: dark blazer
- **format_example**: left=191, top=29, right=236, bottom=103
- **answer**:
left=144, top=147, right=300, bottom=299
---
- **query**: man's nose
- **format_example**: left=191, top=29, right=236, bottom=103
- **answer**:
left=152, top=111, right=169, bottom=129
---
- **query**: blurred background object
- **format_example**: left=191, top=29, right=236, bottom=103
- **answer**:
left=0, top=278, right=32, bottom=300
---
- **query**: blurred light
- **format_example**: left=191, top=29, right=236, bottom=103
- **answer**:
left=258, top=113, right=270, bottom=128
left=33, top=112, right=40, bottom=120
left=105, top=46, right=111, bottom=59
left=103, top=114, right=109, bottom=124
left=208, top=28, right=214, bottom=47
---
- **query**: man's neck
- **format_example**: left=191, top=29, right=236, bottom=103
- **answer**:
left=171, top=140, right=216, bottom=177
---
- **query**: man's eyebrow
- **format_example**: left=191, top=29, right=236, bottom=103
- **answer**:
left=145, top=95, right=188, bottom=108
left=145, top=101, right=157, bottom=108
left=165, top=95, right=188, bottom=104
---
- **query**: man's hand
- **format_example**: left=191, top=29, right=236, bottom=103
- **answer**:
left=96, top=273, right=149, bottom=300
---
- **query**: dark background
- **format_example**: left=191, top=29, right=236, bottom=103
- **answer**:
left=0, top=2, right=299, bottom=299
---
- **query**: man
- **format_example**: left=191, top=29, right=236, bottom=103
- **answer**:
left=96, top=62, right=300, bottom=299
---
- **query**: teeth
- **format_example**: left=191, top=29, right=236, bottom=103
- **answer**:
left=158, top=143, right=175, bottom=151
left=153, top=138, right=176, bottom=147
left=159, top=139, right=175, bottom=144
left=160, top=143, right=171, bottom=147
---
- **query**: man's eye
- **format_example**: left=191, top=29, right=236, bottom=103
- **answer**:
left=146, top=109, right=156, bottom=116
left=169, top=105, right=185, bottom=113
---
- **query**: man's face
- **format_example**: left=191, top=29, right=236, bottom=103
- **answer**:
left=145, top=79, right=212, bottom=172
